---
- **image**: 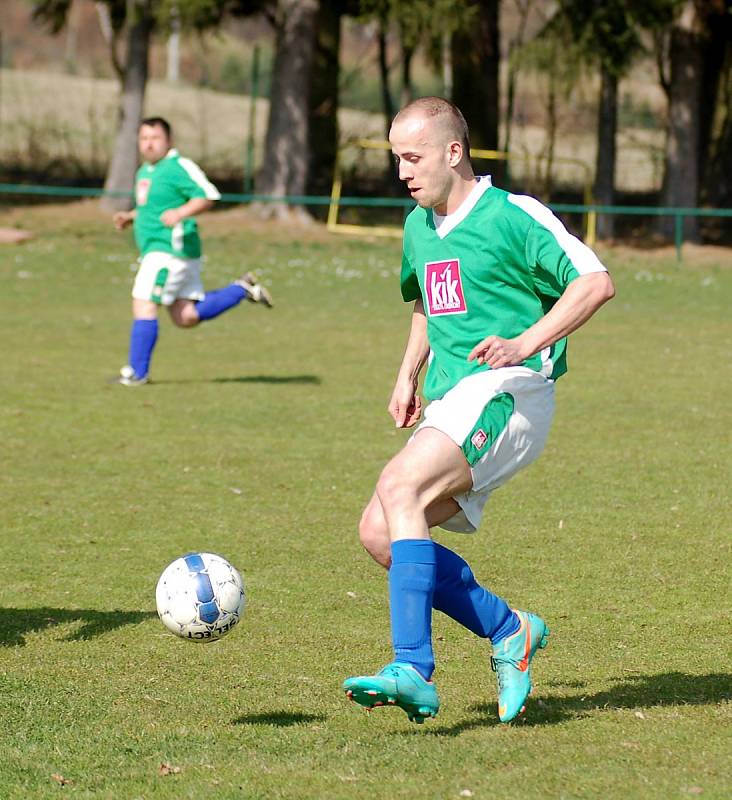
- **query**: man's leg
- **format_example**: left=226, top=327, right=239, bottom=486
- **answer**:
left=344, top=428, right=472, bottom=722
left=355, top=435, right=548, bottom=723
left=359, top=491, right=518, bottom=642
left=377, top=428, right=474, bottom=679
left=121, top=298, right=159, bottom=384
left=192, top=272, right=272, bottom=321
left=191, top=284, right=246, bottom=321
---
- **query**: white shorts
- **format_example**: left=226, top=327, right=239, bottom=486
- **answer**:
left=132, top=251, right=205, bottom=306
left=414, top=366, right=555, bottom=533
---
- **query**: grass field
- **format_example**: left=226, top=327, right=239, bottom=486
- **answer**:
left=1, top=203, right=730, bottom=799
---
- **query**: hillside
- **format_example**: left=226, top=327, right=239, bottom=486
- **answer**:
left=0, top=68, right=664, bottom=196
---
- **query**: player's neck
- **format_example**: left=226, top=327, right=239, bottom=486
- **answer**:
left=435, top=176, right=479, bottom=217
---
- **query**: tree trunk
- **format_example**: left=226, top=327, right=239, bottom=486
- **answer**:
left=451, top=0, right=500, bottom=152
left=658, top=1, right=704, bottom=242
left=306, top=0, right=341, bottom=197
left=256, top=0, right=320, bottom=220
left=594, top=64, right=617, bottom=240
left=502, top=0, right=532, bottom=156
left=377, top=18, right=394, bottom=140
left=441, top=30, right=453, bottom=100
left=701, top=55, right=732, bottom=209
left=400, top=40, right=415, bottom=108
left=541, top=76, right=557, bottom=201
left=699, top=4, right=732, bottom=206
left=166, top=11, right=181, bottom=83
left=101, top=12, right=152, bottom=212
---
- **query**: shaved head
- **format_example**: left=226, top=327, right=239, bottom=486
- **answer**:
left=393, top=97, right=470, bottom=154
left=389, top=96, right=476, bottom=214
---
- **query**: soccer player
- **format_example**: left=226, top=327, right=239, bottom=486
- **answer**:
left=113, top=117, right=272, bottom=385
left=343, top=97, right=615, bottom=724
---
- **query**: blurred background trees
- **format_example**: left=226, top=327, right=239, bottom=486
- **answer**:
left=7, top=0, right=730, bottom=238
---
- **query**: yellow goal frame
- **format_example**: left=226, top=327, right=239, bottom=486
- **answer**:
left=327, top=139, right=596, bottom=246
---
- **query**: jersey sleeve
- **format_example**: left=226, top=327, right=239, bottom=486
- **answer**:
left=176, top=157, right=221, bottom=201
left=400, top=249, right=421, bottom=302
left=509, top=194, right=607, bottom=299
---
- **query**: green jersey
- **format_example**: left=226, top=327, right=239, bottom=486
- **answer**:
left=133, top=148, right=220, bottom=259
left=400, top=178, right=607, bottom=400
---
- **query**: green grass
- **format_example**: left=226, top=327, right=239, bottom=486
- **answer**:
left=1, top=206, right=730, bottom=798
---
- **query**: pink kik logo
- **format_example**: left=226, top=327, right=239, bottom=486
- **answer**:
left=136, top=178, right=151, bottom=206
left=425, top=260, right=467, bottom=315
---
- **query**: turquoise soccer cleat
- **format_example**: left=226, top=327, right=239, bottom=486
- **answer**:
left=343, top=662, right=440, bottom=724
left=491, top=609, right=549, bottom=722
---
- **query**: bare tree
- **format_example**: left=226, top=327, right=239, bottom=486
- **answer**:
left=307, top=0, right=361, bottom=197
left=102, top=6, right=154, bottom=211
left=657, top=1, right=706, bottom=241
left=451, top=0, right=500, bottom=151
left=700, top=3, right=732, bottom=210
left=502, top=0, right=534, bottom=156
left=255, top=0, right=321, bottom=219
left=33, top=0, right=230, bottom=211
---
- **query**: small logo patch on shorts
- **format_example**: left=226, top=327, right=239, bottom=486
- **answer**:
left=471, top=429, right=488, bottom=450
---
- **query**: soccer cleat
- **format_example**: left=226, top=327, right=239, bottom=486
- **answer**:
left=343, top=662, right=440, bottom=724
left=491, top=609, right=549, bottom=722
left=117, top=365, right=149, bottom=386
left=235, top=272, right=273, bottom=308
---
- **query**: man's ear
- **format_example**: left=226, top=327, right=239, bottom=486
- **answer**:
left=447, top=141, right=463, bottom=168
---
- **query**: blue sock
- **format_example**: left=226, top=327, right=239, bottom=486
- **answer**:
left=128, top=319, right=158, bottom=379
left=432, top=542, right=519, bottom=643
left=194, top=284, right=247, bottom=321
left=389, top=539, right=437, bottom=680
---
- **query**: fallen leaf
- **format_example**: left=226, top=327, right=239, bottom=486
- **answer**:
left=159, top=762, right=182, bottom=776
left=634, top=711, right=646, bottom=720
left=682, top=788, right=703, bottom=796
left=459, top=791, right=474, bottom=798
left=51, top=774, right=72, bottom=786
left=346, top=591, right=357, bottom=598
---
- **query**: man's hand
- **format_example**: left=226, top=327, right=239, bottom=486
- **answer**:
left=113, top=211, right=134, bottom=230
left=160, top=208, right=182, bottom=227
left=468, top=335, right=528, bottom=369
left=469, top=273, right=616, bottom=370
left=388, top=379, right=422, bottom=428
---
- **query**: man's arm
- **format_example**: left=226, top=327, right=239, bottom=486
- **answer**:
left=468, top=271, right=615, bottom=369
left=160, top=197, right=215, bottom=228
left=113, top=208, right=137, bottom=230
left=389, top=299, right=430, bottom=428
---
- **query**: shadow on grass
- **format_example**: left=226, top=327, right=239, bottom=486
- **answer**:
left=0, top=607, right=156, bottom=647
left=233, top=711, right=326, bottom=727
left=425, top=672, right=732, bottom=735
left=153, top=374, right=322, bottom=386
left=213, top=375, right=322, bottom=385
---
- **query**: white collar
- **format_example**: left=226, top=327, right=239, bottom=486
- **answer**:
left=432, top=175, right=492, bottom=239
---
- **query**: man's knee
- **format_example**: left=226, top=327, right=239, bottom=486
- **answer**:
left=169, top=303, right=199, bottom=328
left=358, top=503, right=390, bottom=567
left=375, top=463, right=417, bottom=514
left=132, top=298, right=158, bottom=320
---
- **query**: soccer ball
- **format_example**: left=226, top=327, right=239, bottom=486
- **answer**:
left=155, top=552, right=246, bottom=642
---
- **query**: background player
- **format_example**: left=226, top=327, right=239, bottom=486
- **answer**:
left=343, top=97, right=615, bottom=724
left=113, top=116, right=272, bottom=385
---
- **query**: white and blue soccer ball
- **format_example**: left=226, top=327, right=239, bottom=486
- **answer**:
left=155, top=552, right=246, bottom=642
